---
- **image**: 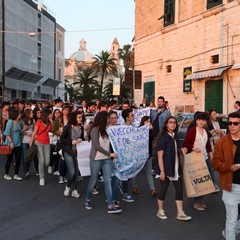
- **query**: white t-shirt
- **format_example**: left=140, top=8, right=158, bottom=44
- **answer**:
left=94, top=135, right=110, bottom=160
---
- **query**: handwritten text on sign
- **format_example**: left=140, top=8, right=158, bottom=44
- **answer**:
left=107, top=125, right=149, bottom=181
left=115, top=107, right=150, bottom=126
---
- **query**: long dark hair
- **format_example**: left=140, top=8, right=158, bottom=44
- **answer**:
left=159, top=116, right=178, bottom=137
left=41, top=108, right=52, bottom=124
left=90, top=111, right=108, bottom=139
left=22, top=109, right=34, bottom=125
left=139, top=116, right=151, bottom=127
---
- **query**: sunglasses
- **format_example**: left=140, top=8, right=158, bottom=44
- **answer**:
left=227, top=121, right=240, bottom=126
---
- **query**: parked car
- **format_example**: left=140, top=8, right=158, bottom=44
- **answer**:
left=176, top=113, right=228, bottom=146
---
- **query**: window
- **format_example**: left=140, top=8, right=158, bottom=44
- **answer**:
left=166, top=65, right=172, bottom=73
left=211, top=55, right=219, bottom=64
left=164, top=0, right=175, bottom=26
left=207, top=0, right=223, bottom=9
left=58, top=67, right=62, bottom=81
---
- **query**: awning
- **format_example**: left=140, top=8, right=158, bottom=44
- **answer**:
left=42, top=78, right=61, bottom=88
left=4, top=67, right=42, bottom=84
left=186, top=66, right=230, bottom=80
left=232, top=64, right=240, bottom=70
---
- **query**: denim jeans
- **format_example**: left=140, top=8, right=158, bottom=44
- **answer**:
left=63, top=152, right=79, bottom=190
left=132, top=157, right=155, bottom=191
left=35, top=141, right=50, bottom=179
left=206, top=157, right=215, bottom=183
left=22, top=143, right=30, bottom=174
left=86, top=159, right=113, bottom=205
left=222, top=184, right=240, bottom=240
left=112, top=175, right=119, bottom=201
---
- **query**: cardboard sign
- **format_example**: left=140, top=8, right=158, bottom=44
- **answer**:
left=183, top=151, right=215, bottom=198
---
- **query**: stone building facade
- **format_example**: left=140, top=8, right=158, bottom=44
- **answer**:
left=134, top=0, right=240, bottom=114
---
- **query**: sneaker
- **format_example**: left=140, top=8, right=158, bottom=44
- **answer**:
left=122, top=194, right=135, bottom=203
left=71, top=190, right=80, bottom=198
left=4, top=174, right=12, bottom=180
left=222, top=229, right=226, bottom=239
left=39, top=178, right=45, bottom=186
left=53, top=171, right=60, bottom=176
left=193, top=203, right=205, bottom=211
left=176, top=212, right=192, bottom=221
left=59, top=176, right=64, bottom=184
left=13, top=175, right=22, bottom=181
left=108, top=207, right=122, bottom=214
left=157, top=210, right=168, bottom=220
left=92, top=187, right=99, bottom=195
left=25, top=172, right=30, bottom=179
left=113, top=200, right=120, bottom=208
left=84, top=200, right=92, bottom=210
left=155, top=174, right=160, bottom=179
left=200, top=201, right=207, bottom=209
left=132, top=188, right=141, bottom=194
left=63, top=177, right=67, bottom=183
left=48, top=166, right=53, bottom=174
left=150, top=189, right=158, bottom=197
left=35, top=171, right=39, bottom=176
left=64, top=186, right=71, bottom=197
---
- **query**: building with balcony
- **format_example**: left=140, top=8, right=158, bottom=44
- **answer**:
left=134, top=0, right=240, bottom=114
left=0, top=0, right=65, bottom=101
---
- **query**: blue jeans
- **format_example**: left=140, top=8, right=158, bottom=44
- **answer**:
left=112, top=175, right=119, bottom=201
left=86, top=159, right=113, bottom=206
left=132, top=157, right=155, bottom=191
left=63, top=152, right=79, bottom=190
left=222, top=184, right=240, bottom=240
left=22, top=143, right=30, bottom=174
left=206, top=158, right=215, bottom=183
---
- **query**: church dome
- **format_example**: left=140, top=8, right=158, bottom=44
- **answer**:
left=69, top=38, right=94, bottom=63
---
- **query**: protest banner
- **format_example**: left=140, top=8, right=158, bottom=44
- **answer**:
left=115, top=107, right=150, bottom=126
left=77, top=141, right=91, bottom=176
left=182, top=151, right=215, bottom=198
left=107, top=124, right=149, bottom=181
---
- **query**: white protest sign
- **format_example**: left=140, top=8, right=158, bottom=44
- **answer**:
left=77, top=141, right=91, bottom=176
left=115, top=107, right=150, bottom=127
left=107, top=124, right=149, bottom=181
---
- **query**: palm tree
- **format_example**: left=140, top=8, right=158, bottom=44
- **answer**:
left=73, top=67, right=100, bottom=102
left=91, top=50, right=118, bottom=97
left=118, top=44, right=134, bottom=70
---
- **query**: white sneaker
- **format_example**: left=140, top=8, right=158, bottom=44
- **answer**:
left=157, top=210, right=168, bottom=220
left=48, top=166, right=53, bottom=174
left=64, top=186, right=71, bottom=197
left=13, top=175, right=22, bottom=181
left=53, top=171, right=60, bottom=176
left=39, top=178, right=45, bottom=186
left=71, top=190, right=80, bottom=198
left=4, top=174, right=12, bottom=180
left=155, top=174, right=160, bottom=179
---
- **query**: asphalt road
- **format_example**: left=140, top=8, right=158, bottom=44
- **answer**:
left=0, top=155, right=227, bottom=240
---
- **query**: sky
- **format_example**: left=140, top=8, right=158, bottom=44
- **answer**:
left=41, top=0, right=135, bottom=58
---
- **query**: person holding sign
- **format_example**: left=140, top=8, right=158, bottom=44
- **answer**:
left=157, top=116, right=191, bottom=221
left=84, top=111, right=122, bottom=214
left=132, top=116, right=158, bottom=197
left=212, top=111, right=240, bottom=240
left=183, top=112, right=213, bottom=211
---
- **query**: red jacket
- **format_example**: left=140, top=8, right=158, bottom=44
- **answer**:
left=211, top=134, right=237, bottom=192
left=183, top=127, right=212, bottom=154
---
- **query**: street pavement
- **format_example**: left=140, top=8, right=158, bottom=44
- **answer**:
left=0, top=155, right=227, bottom=240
